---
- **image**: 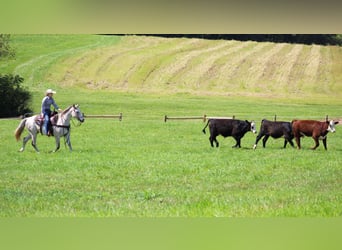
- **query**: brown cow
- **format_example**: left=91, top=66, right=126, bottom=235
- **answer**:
left=291, top=120, right=338, bottom=150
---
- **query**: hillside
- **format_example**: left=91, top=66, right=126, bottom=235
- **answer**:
left=4, top=35, right=342, bottom=99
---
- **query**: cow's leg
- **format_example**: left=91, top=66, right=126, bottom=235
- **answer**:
left=322, top=138, right=327, bottom=150
left=209, top=135, right=219, bottom=147
left=253, top=133, right=263, bottom=149
left=209, top=136, right=214, bottom=147
left=283, top=139, right=288, bottom=148
left=311, top=136, right=319, bottom=150
left=233, top=136, right=241, bottom=148
left=214, top=136, right=219, bottom=147
left=295, top=136, right=301, bottom=149
left=208, top=127, right=217, bottom=147
left=287, top=137, right=295, bottom=148
left=262, top=135, right=269, bottom=148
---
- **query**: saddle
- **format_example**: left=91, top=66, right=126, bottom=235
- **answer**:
left=36, top=111, right=58, bottom=136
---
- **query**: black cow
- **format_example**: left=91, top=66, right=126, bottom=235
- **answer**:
left=253, top=119, right=294, bottom=149
left=202, top=119, right=257, bottom=148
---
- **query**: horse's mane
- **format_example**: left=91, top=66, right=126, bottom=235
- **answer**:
left=61, top=105, right=74, bottom=115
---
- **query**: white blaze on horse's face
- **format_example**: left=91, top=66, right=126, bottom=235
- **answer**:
left=251, top=121, right=257, bottom=134
left=72, top=104, right=85, bottom=123
left=327, top=120, right=336, bottom=133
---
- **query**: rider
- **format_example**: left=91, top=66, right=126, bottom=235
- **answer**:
left=41, top=89, right=62, bottom=136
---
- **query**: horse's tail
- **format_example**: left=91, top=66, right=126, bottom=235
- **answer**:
left=15, top=118, right=27, bottom=141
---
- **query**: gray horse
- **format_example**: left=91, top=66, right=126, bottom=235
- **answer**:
left=15, top=104, right=84, bottom=152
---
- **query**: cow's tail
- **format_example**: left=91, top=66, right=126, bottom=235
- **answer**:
left=202, top=120, right=210, bottom=134
left=14, top=118, right=27, bottom=141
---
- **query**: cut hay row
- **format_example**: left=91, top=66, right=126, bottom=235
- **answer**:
left=153, top=39, right=233, bottom=87
left=216, top=42, right=269, bottom=86
left=274, top=44, right=304, bottom=85
left=14, top=35, right=341, bottom=98
left=249, top=43, right=287, bottom=88
left=303, top=45, right=321, bottom=84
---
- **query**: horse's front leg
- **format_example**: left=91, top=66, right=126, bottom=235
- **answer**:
left=53, top=136, right=61, bottom=152
left=65, top=132, right=72, bottom=151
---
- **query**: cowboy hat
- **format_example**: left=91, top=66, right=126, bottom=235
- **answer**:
left=46, top=89, right=56, bottom=94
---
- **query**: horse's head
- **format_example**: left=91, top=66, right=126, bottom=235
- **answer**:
left=71, top=104, right=85, bottom=123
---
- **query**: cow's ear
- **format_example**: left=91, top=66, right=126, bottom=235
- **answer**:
left=326, top=121, right=330, bottom=124
left=335, top=121, right=339, bottom=125
left=245, top=120, right=250, bottom=124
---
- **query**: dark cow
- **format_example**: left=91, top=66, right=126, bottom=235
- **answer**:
left=202, top=119, right=257, bottom=148
left=291, top=120, right=338, bottom=150
left=253, top=119, right=294, bottom=149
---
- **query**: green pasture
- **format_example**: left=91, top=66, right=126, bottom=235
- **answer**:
left=1, top=93, right=341, bottom=217
left=0, top=35, right=341, bottom=217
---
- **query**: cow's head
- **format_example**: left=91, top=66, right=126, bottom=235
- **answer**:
left=327, top=120, right=338, bottom=133
left=248, top=120, right=257, bottom=134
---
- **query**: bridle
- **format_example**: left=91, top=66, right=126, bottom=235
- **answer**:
left=53, top=105, right=84, bottom=129
left=71, top=105, right=84, bottom=127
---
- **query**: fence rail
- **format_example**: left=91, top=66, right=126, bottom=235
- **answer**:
left=0, top=113, right=340, bottom=125
left=164, top=115, right=235, bottom=122
left=84, top=113, right=122, bottom=121
left=0, top=112, right=36, bottom=120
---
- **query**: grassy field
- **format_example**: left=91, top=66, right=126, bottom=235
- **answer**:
left=0, top=35, right=341, bottom=217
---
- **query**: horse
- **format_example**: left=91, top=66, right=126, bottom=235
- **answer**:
left=14, top=104, right=85, bottom=152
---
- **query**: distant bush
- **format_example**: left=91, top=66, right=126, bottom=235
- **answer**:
left=0, top=74, right=33, bottom=118
left=0, top=34, right=15, bottom=58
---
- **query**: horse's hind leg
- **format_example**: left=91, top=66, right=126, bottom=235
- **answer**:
left=19, top=134, right=31, bottom=152
left=31, top=133, right=39, bottom=152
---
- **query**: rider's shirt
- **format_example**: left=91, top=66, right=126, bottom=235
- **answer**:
left=41, top=96, right=59, bottom=114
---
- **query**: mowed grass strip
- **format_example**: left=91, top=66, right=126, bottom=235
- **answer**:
left=8, top=35, right=340, bottom=99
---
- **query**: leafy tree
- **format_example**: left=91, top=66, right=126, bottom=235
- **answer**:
left=0, top=34, right=15, bottom=58
left=0, top=74, right=33, bottom=118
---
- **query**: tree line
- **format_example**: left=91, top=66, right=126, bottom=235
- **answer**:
left=144, top=34, right=342, bottom=46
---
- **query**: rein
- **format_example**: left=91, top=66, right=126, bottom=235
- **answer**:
left=53, top=124, right=71, bottom=129
left=54, top=105, right=83, bottom=128
left=71, top=118, right=83, bottom=127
